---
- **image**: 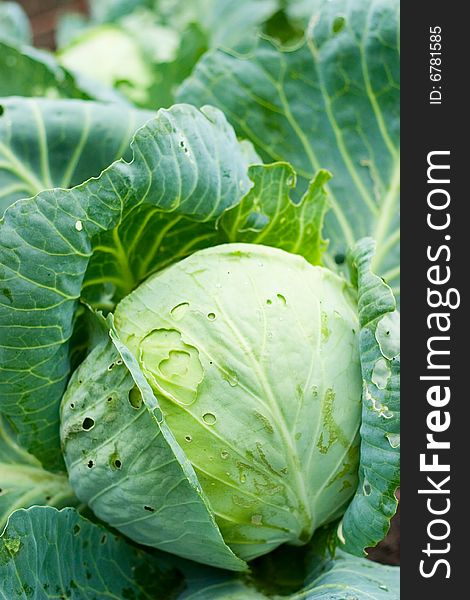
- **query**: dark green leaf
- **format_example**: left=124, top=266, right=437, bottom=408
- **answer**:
left=221, top=164, right=330, bottom=265
left=0, top=506, right=185, bottom=599
left=0, top=97, right=153, bottom=213
left=0, top=42, right=90, bottom=99
left=339, top=238, right=399, bottom=555
left=0, top=415, right=76, bottom=529
left=179, top=0, right=400, bottom=290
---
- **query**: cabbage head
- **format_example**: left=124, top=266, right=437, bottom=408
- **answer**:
left=61, top=243, right=362, bottom=567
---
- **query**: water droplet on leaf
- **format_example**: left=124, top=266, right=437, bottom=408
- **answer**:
left=202, top=412, right=217, bottom=425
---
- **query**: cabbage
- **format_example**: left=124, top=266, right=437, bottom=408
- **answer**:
left=61, top=243, right=362, bottom=563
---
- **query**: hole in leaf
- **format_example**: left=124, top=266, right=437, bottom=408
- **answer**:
left=128, top=386, right=142, bottom=409
left=82, top=417, right=95, bottom=431
left=87, top=460, right=94, bottom=468
left=0, top=106, right=4, bottom=116
left=73, top=525, right=80, bottom=535
left=100, top=534, right=107, bottom=544
left=334, top=253, right=346, bottom=265
left=144, top=506, right=155, bottom=512
left=114, top=459, right=122, bottom=469
left=70, top=403, right=75, bottom=409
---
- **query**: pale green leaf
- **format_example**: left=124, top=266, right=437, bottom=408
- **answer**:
left=220, top=164, right=330, bottom=265
left=61, top=332, right=246, bottom=570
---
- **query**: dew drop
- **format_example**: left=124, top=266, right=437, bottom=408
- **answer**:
left=207, top=312, right=216, bottom=320
left=221, top=450, right=229, bottom=459
left=202, top=412, right=217, bottom=425
left=266, top=299, right=272, bottom=305
left=277, top=293, right=286, bottom=305
left=171, top=302, right=189, bottom=320
left=185, top=435, right=192, bottom=442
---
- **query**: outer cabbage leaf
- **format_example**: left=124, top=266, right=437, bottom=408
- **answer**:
left=67, top=0, right=278, bottom=47
left=220, top=164, right=330, bottom=265
left=179, top=0, right=400, bottom=291
left=60, top=332, right=246, bottom=570
left=338, top=238, right=400, bottom=555
left=290, top=549, right=399, bottom=599
left=83, top=161, right=330, bottom=310
left=0, top=104, right=252, bottom=470
left=0, top=97, right=153, bottom=213
left=57, top=0, right=280, bottom=109
left=0, top=506, right=399, bottom=598
left=0, top=1, right=32, bottom=45
left=0, top=506, right=185, bottom=599
left=0, top=41, right=90, bottom=99
left=0, top=415, right=76, bottom=529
